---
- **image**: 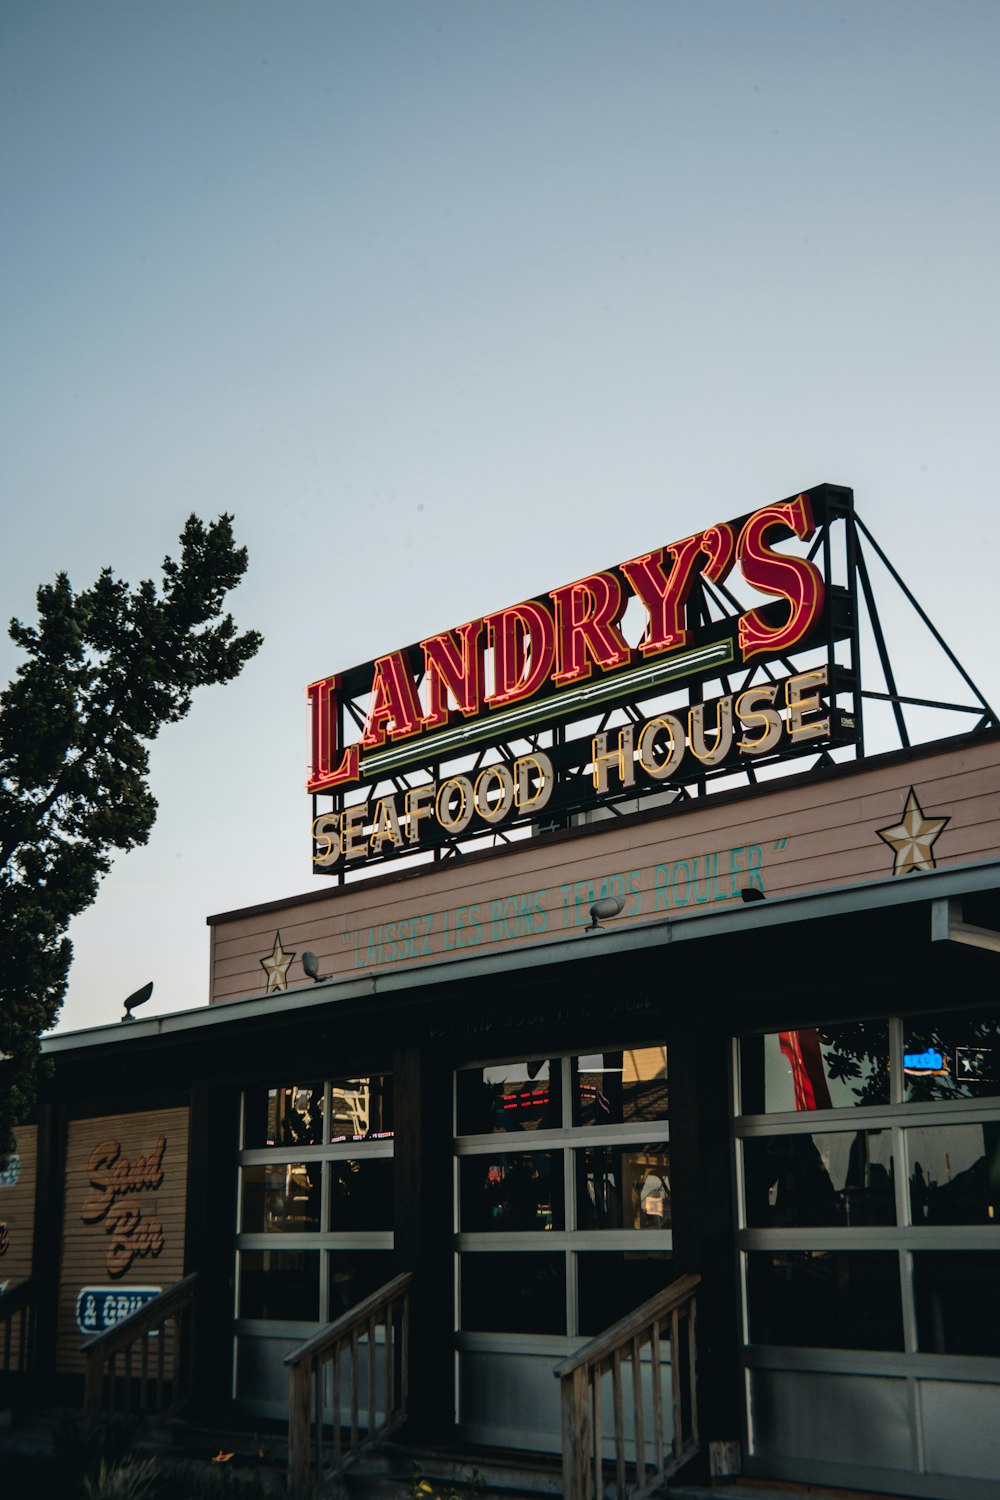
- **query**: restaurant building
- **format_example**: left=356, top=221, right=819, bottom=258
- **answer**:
left=4, top=484, right=1000, bottom=1499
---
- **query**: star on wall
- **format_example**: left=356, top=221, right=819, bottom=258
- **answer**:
left=876, top=788, right=949, bottom=876
left=260, top=931, right=295, bottom=993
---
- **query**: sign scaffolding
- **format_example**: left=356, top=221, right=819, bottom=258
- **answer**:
left=307, top=484, right=995, bottom=878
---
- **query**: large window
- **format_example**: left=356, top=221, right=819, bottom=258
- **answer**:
left=736, top=1012, right=1000, bottom=1360
left=235, top=1075, right=393, bottom=1331
left=456, top=1046, right=671, bottom=1340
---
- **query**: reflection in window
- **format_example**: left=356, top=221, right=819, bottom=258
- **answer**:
left=903, top=1012, right=1000, bottom=1102
left=460, top=1252, right=565, bottom=1333
left=578, top=1252, right=672, bottom=1334
left=239, top=1250, right=319, bottom=1320
left=460, top=1152, right=563, bottom=1231
left=907, top=1124, right=1000, bottom=1224
left=241, top=1163, right=321, bottom=1233
left=244, top=1083, right=324, bottom=1149
left=740, top=1024, right=889, bottom=1114
left=575, top=1047, right=668, bottom=1126
left=743, top=1131, right=895, bottom=1228
left=456, top=1060, right=559, bottom=1135
left=914, top=1252, right=1000, bottom=1356
left=327, top=1250, right=394, bottom=1319
left=327, top=1158, right=393, bottom=1231
left=576, top=1146, right=671, bottom=1229
left=330, top=1075, right=394, bottom=1141
left=746, top=1250, right=903, bottom=1351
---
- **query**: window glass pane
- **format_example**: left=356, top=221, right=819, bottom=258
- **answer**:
left=460, top=1252, right=565, bottom=1333
left=330, top=1075, right=394, bottom=1141
left=743, top=1130, right=895, bottom=1228
left=328, top=1158, right=393, bottom=1232
left=241, top=1163, right=321, bottom=1233
left=244, top=1083, right=324, bottom=1148
left=914, top=1252, right=1000, bottom=1356
left=577, top=1252, right=673, bottom=1334
left=239, top=1250, right=318, bottom=1320
left=328, top=1250, right=395, bottom=1319
left=456, top=1060, right=560, bottom=1135
left=576, top=1145, right=671, bottom=1230
left=746, top=1251, right=903, bottom=1351
left=459, top=1151, right=563, bottom=1231
left=903, top=1012, right=1000, bottom=1102
left=908, top=1124, right=1000, bottom=1224
left=740, top=1024, right=889, bottom=1114
left=575, top=1047, right=668, bottom=1127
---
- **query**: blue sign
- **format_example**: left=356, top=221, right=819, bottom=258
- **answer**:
left=76, top=1286, right=162, bottom=1336
left=0, top=1155, right=20, bottom=1187
left=904, top=1049, right=944, bottom=1072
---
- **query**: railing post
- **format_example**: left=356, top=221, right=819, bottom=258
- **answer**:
left=555, top=1273, right=701, bottom=1500
left=288, top=1357, right=312, bottom=1500
left=284, top=1272, right=413, bottom=1493
left=561, top=1364, right=593, bottom=1500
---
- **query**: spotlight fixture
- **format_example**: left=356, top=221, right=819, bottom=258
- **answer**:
left=586, top=895, right=626, bottom=932
left=121, top=981, right=154, bottom=1023
left=740, top=887, right=766, bottom=904
left=301, top=951, right=329, bottom=983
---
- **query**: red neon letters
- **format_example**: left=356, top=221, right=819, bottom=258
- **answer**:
left=307, top=493, right=827, bottom=792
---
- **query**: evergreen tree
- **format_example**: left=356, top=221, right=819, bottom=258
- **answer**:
left=0, top=514, right=262, bottom=1162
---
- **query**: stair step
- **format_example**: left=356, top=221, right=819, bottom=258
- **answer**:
left=337, top=1441, right=564, bottom=1499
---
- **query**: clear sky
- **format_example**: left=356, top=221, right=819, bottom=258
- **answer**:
left=2, top=1, right=998, bottom=1032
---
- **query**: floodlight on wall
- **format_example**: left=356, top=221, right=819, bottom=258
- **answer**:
left=740, top=888, right=766, bottom=904
left=301, top=951, right=329, bottom=983
left=121, top=981, right=154, bottom=1022
left=586, top=896, right=626, bottom=932
left=577, top=1053, right=625, bottom=1073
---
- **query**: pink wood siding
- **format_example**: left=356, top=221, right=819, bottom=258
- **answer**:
left=210, top=737, right=1000, bottom=1005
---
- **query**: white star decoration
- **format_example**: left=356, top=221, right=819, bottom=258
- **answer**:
left=260, top=932, right=295, bottom=993
left=876, top=788, right=949, bottom=876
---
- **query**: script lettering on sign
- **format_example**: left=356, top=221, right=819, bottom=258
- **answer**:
left=81, top=1137, right=167, bottom=1280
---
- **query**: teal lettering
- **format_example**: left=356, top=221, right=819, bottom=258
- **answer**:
left=748, top=844, right=766, bottom=896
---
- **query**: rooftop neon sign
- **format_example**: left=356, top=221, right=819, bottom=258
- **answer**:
left=308, top=491, right=826, bottom=794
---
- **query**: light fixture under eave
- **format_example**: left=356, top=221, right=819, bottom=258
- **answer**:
left=740, top=887, right=766, bottom=904
left=586, top=896, right=626, bottom=932
left=121, top=981, right=154, bottom=1023
left=301, top=951, right=329, bottom=983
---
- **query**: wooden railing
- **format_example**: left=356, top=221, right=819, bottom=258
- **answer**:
left=554, top=1272, right=701, bottom=1500
left=82, top=1272, right=198, bottom=1427
left=285, top=1270, right=412, bottom=1499
left=0, top=1277, right=35, bottom=1381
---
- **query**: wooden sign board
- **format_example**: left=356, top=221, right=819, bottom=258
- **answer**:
left=58, top=1107, right=189, bottom=1374
left=0, top=1124, right=38, bottom=1363
left=210, top=736, right=1000, bottom=1005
